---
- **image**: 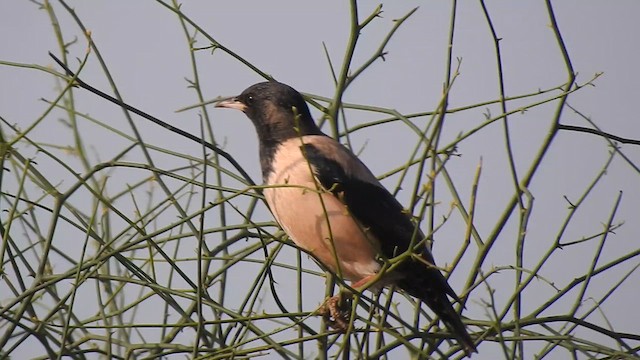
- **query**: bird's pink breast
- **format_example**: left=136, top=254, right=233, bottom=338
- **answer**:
left=264, top=138, right=381, bottom=282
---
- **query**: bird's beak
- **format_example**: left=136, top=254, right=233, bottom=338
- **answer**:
left=215, top=97, right=247, bottom=112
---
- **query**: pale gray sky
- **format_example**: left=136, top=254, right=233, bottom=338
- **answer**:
left=1, top=1, right=639, bottom=359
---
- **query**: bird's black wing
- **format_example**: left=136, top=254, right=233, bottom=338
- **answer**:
left=303, top=142, right=476, bottom=354
left=301, top=143, right=459, bottom=289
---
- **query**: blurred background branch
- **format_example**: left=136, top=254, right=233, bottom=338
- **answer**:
left=1, top=1, right=639, bottom=359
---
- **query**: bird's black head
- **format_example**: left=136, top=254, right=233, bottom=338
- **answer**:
left=216, top=81, right=323, bottom=144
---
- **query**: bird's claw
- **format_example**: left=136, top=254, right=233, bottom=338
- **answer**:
left=318, top=295, right=352, bottom=332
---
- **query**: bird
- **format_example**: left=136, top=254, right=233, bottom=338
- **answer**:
left=215, top=81, right=477, bottom=356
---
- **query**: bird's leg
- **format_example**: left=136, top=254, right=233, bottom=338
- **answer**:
left=317, top=274, right=381, bottom=331
left=318, top=293, right=352, bottom=331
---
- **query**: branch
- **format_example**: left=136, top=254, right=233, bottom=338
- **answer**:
left=558, top=124, right=640, bottom=146
left=48, top=52, right=257, bottom=187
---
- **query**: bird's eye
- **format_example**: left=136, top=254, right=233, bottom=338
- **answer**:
left=246, top=95, right=254, bottom=105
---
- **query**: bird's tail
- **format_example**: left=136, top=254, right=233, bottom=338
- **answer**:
left=399, top=270, right=477, bottom=357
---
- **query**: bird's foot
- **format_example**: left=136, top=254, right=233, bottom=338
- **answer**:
left=318, top=294, right=352, bottom=332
